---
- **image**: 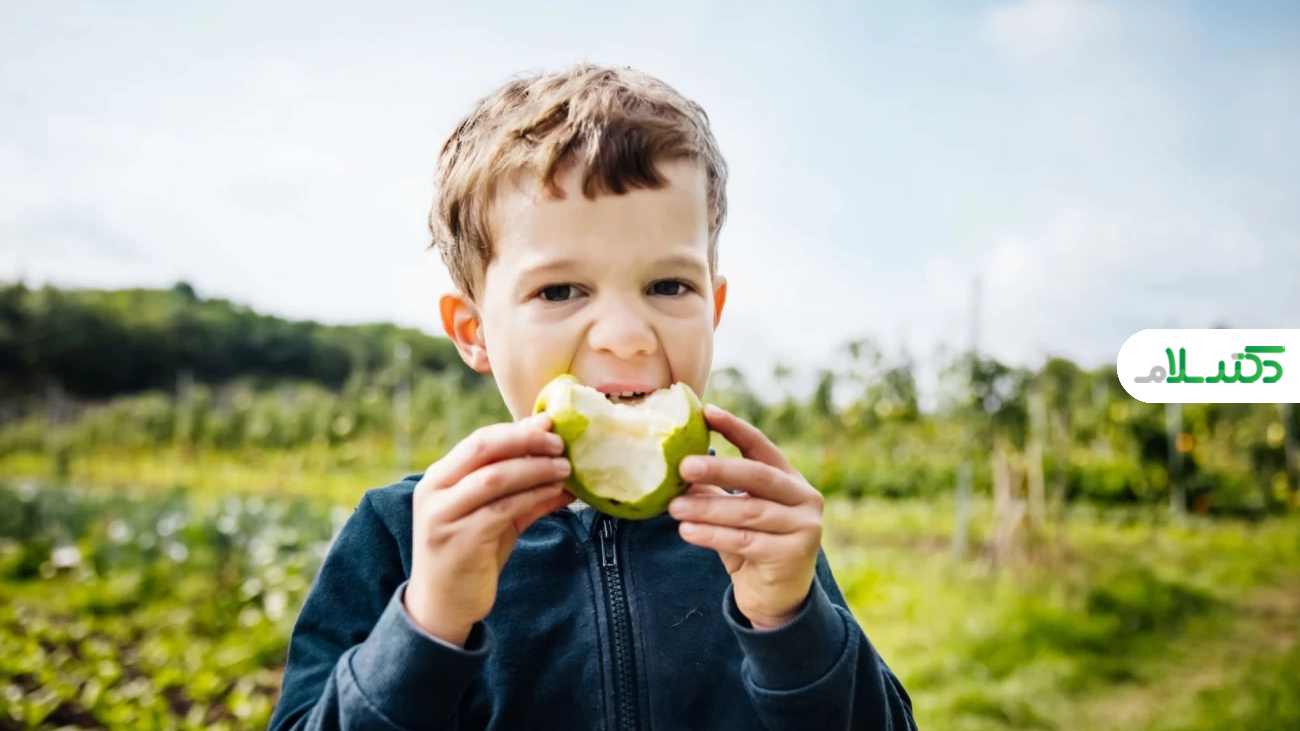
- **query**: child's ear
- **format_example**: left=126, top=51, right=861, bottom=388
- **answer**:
left=711, top=275, right=728, bottom=330
left=440, top=292, right=492, bottom=374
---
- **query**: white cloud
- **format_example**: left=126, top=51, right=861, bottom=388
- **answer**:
left=981, top=0, right=1123, bottom=62
left=968, top=207, right=1298, bottom=367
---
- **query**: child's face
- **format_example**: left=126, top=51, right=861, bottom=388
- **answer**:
left=442, top=158, right=727, bottom=420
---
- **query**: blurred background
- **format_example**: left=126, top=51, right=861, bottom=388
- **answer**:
left=2, top=0, right=1298, bottom=729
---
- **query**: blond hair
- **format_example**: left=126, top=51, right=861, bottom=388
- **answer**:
left=428, top=62, right=729, bottom=300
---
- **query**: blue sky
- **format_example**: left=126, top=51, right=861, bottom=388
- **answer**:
left=2, top=0, right=1297, bottom=399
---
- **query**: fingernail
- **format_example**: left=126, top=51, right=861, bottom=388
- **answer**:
left=553, top=458, right=571, bottom=476
left=680, top=458, right=705, bottom=480
left=546, top=434, right=565, bottom=454
left=669, top=498, right=692, bottom=515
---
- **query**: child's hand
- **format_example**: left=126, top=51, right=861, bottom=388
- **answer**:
left=668, top=405, right=824, bottom=631
left=405, top=413, right=574, bottom=647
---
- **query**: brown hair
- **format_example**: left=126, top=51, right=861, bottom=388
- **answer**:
left=428, top=62, right=729, bottom=300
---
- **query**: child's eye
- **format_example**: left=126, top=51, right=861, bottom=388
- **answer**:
left=648, top=279, right=692, bottom=297
left=537, top=284, right=583, bottom=302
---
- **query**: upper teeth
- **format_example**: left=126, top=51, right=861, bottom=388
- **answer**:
left=606, top=391, right=648, bottom=402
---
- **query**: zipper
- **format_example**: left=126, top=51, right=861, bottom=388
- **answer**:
left=598, top=514, right=639, bottom=731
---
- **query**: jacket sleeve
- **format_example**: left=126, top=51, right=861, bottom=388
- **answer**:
left=267, top=492, right=494, bottom=731
left=721, top=549, right=917, bottom=730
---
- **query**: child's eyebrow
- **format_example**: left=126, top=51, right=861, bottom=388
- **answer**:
left=512, top=258, right=582, bottom=300
left=517, top=257, right=582, bottom=281
left=655, top=253, right=709, bottom=279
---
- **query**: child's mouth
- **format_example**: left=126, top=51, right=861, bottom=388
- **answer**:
left=605, top=391, right=649, bottom=405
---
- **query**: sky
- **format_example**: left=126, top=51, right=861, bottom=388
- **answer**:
left=2, top=0, right=1298, bottom=400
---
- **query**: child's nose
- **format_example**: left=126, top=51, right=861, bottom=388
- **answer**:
left=587, top=301, right=657, bottom=360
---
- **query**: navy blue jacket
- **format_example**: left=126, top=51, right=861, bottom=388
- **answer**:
left=268, top=473, right=916, bottom=730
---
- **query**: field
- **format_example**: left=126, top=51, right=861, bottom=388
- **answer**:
left=3, top=284, right=1299, bottom=729
left=2, top=471, right=1297, bottom=731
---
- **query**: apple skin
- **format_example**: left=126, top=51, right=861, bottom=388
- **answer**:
left=533, top=374, right=711, bottom=520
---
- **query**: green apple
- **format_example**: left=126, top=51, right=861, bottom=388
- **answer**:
left=532, top=374, right=710, bottom=520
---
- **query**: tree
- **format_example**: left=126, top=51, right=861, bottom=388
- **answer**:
left=0, top=281, right=477, bottom=401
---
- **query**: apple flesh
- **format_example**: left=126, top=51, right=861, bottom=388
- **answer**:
left=532, top=374, right=711, bottom=520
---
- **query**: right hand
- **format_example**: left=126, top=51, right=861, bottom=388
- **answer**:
left=404, top=413, right=574, bottom=647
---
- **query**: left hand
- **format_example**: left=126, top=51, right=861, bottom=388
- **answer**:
left=668, top=404, right=825, bottom=631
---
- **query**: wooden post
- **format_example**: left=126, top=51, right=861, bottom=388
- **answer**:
left=953, top=461, right=972, bottom=560
left=991, top=441, right=1008, bottom=566
left=1050, top=409, right=1070, bottom=546
left=1092, top=379, right=1110, bottom=457
left=1280, top=403, right=1298, bottom=503
left=1166, top=400, right=1184, bottom=514
left=1028, top=392, right=1048, bottom=530
left=991, top=439, right=1026, bottom=568
left=953, top=277, right=980, bottom=559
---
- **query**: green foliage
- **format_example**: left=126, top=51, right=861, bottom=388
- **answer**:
left=1151, top=642, right=1300, bottom=730
left=3, top=284, right=1297, bottom=513
left=823, top=498, right=1300, bottom=731
left=1, top=369, right=509, bottom=468
left=0, top=482, right=340, bottom=730
left=3, top=482, right=1300, bottom=730
left=0, top=281, right=476, bottom=400
left=4, top=358, right=1294, bottom=513
left=3, top=286, right=1297, bottom=730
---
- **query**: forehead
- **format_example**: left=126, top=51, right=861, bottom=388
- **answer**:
left=487, top=159, right=710, bottom=273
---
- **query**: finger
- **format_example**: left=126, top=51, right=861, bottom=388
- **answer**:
left=439, top=455, right=572, bottom=521
left=468, top=482, right=567, bottom=534
left=424, top=414, right=563, bottom=489
left=668, top=494, right=805, bottom=534
left=682, top=482, right=730, bottom=498
left=679, top=456, right=811, bottom=506
left=678, top=521, right=797, bottom=558
left=512, top=484, right=575, bottom=534
left=701, top=405, right=793, bottom=472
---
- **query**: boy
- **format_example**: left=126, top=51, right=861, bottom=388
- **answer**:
left=268, top=63, right=915, bottom=731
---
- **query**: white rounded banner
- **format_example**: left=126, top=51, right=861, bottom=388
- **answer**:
left=1118, top=329, right=1298, bottom=403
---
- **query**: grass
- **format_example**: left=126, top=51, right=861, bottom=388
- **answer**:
left=0, top=448, right=410, bottom=505
left=1, top=471, right=1298, bottom=730
left=822, top=498, right=1300, bottom=730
